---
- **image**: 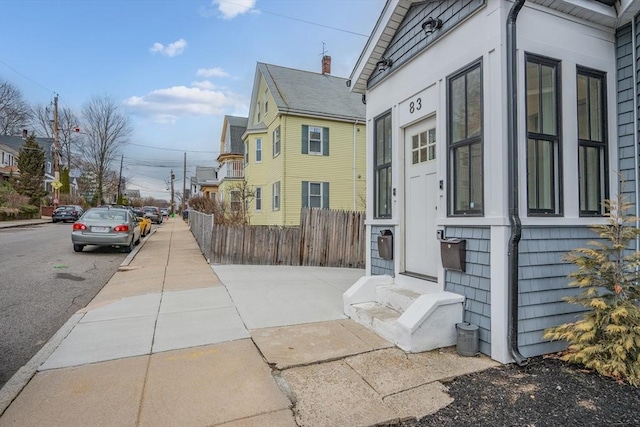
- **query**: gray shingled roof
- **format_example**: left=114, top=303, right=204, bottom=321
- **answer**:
left=257, top=63, right=365, bottom=121
left=224, top=115, right=248, bottom=154
left=0, top=135, right=54, bottom=164
left=195, top=166, right=217, bottom=183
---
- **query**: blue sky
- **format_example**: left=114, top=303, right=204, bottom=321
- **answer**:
left=0, top=0, right=384, bottom=199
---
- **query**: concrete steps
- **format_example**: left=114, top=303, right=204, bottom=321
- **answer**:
left=343, top=275, right=464, bottom=352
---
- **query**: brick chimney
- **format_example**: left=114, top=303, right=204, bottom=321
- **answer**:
left=322, top=55, right=331, bottom=75
left=22, top=129, right=28, bottom=138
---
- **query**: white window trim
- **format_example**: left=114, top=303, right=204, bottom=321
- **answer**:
left=307, top=181, right=323, bottom=208
left=273, top=127, right=281, bottom=158
left=256, top=138, right=262, bottom=163
left=308, top=126, right=323, bottom=155
left=273, top=181, right=280, bottom=211
left=255, top=187, right=262, bottom=211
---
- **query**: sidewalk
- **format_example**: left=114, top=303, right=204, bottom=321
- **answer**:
left=0, top=217, right=51, bottom=229
left=0, top=217, right=498, bottom=427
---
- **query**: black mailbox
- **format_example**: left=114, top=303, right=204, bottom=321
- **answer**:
left=378, top=229, right=393, bottom=260
left=440, top=238, right=466, bottom=272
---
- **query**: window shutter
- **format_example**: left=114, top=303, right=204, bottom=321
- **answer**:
left=301, top=181, right=309, bottom=208
left=301, top=125, right=308, bottom=154
left=323, top=127, right=329, bottom=156
left=322, top=182, right=330, bottom=209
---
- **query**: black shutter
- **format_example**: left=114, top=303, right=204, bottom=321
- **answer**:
left=302, top=125, right=308, bottom=154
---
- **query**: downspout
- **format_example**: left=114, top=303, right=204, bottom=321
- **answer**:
left=353, top=120, right=358, bottom=211
left=632, top=18, right=640, bottom=250
left=506, top=0, right=527, bottom=366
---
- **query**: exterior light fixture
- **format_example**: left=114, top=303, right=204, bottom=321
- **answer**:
left=422, top=17, right=443, bottom=35
left=376, top=58, right=393, bottom=72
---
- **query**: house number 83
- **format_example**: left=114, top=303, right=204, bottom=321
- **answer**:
left=409, top=98, right=422, bottom=114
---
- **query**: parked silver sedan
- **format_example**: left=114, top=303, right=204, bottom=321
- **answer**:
left=71, top=207, right=141, bottom=253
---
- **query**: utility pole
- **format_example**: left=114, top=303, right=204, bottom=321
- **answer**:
left=117, top=154, right=124, bottom=204
left=170, top=169, right=175, bottom=214
left=182, top=152, right=186, bottom=213
left=52, top=95, right=60, bottom=208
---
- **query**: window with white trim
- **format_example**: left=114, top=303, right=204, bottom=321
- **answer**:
left=255, top=138, right=262, bottom=163
left=448, top=60, right=483, bottom=216
left=244, top=142, right=249, bottom=166
left=255, top=187, right=262, bottom=211
left=230, top=189, right=242, bottom=212
left=577, top=66, right=608, bottom=216
left=272, top=181, right=280, bottom=210
left=302, top=181, right=329, bottom=209
left=302, top=125, right=329, bottom=156
left=525, top=53, right=562, bottom=216
left=374, top=112, right=392, bottom=218
left=264, top=89, right=269, bottom=116
left=273, top=126, right=281, bottom=157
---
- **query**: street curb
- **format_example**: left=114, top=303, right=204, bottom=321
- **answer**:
left=0, top=219, right=51, bottom=230
left=0, top=313, right=84, bottom=417
left=120, top=227, right=157, bottom=267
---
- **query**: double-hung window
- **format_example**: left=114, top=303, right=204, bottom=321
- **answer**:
left=230, top=189, right=242, bottom=212
left=374, top=111, right=392, bottom=218
left=272, top=181, right=280, bottom=210
left=525, top=54, right=562, bottom=215
left=255, top=138, right=262, bottom=163
left=448, top=60, right=483, bottom=215
left=255, top=187, right=262, bottom=211
left=302, top=125, right=329, bottom=155
left=273, top=126, right=281, bottom=157
left=577, top=67, right=608, bottom=216
left=244, top=142, right=249, bottom=166
left=301, top=181, right=329, bottom=209
left=264, top=89, right=269, bottom=116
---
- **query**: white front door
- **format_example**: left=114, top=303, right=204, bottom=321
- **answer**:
left=405, top=117, right=438, bottom=279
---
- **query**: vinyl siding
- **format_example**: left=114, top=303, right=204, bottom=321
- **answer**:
left=243, top=132, right=270, bottom=225
left=443, top=227, right=491, bottom=356
left=281, top=115, right=366, bottom=226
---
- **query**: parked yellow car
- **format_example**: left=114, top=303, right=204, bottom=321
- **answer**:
left=133, top=208, right=152, bottom=237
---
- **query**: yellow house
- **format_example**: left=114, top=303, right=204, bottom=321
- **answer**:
left=243, top=59, right=366, bottom=226
left=217, top=115, right=248, bottom=207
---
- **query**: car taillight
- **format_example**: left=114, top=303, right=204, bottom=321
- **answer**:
left=73, top=223, right=87, bottom=230
left=113, top=225, right=129, bottom=232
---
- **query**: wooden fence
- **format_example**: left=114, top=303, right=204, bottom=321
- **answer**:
left=209, top=208, right=365, bottom=268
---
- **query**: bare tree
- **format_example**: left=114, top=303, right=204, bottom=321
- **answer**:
left=31, top=104, right=81, bottom=168
left=0, top=79, right=31, bottom=135
left=80, top=95, right=132, bottom=204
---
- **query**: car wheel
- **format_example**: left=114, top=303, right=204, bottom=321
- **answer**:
left=52, top=219, right=58, bottom=223
left=73, top=244, right=84, bottom=252
left=123, top=237, right=135, bottom=253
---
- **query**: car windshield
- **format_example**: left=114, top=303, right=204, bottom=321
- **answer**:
left=83, top=209, right=128, bottom=221
left=58, top=206, right=74, bottom=210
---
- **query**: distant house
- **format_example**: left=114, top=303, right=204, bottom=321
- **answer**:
left=344, top=0, right=639, bottom=364
left=0, top=143, right=19, bottom=182
left=0, top=131, right=55, bottom=192
left=217, top=115, right=248, bottom=207
left=241, top=59, right=366, bottom=226
left=191, top=166, right=219, bottom=199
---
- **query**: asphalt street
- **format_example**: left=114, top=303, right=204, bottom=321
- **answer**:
left=0, top=222, right=128, bottom=389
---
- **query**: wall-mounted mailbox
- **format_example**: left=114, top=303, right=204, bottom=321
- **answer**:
left=440, top=238, right=466, bottom=272
left=378, top=229, right=393, bottom=260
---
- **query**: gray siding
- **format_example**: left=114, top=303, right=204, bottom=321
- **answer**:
left=368, top=0, right=485, bottom=89
left=443, top=226, right=491, bottom=356
left=616, top=23, right=638, bottom=224
left=371, top=225, right=394, bottom=276
left=518, top=226, right=597, bottom=357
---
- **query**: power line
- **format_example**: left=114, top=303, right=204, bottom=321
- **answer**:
left=0, top=59, right=56, bottom=94
left=127, top=141, right=218, bottom=153
left=216, top=0, right=369, bottom=37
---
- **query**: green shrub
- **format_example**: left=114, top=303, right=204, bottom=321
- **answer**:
left=544, top=192, right=640, bottom=386
left=20, top=205, right=40, bottom=214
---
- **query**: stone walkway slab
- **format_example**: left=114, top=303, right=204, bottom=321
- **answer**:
left=40, top=315, right=156, bottom=370
left=1, top=356, right=148, bottom=427
left=138, top=340, right=291, bottom=427
left=252, top=319, right=392, bottom=369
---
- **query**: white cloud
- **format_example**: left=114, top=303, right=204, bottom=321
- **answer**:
left=149, top=39, right=187, bottom=57
left=191, top=80, right=218, bottom=90
left=124, top=84, right=247, bottom=123
left=213, top=0, right=256, bottom=20
left=197, top=67, right=230, bottom=78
